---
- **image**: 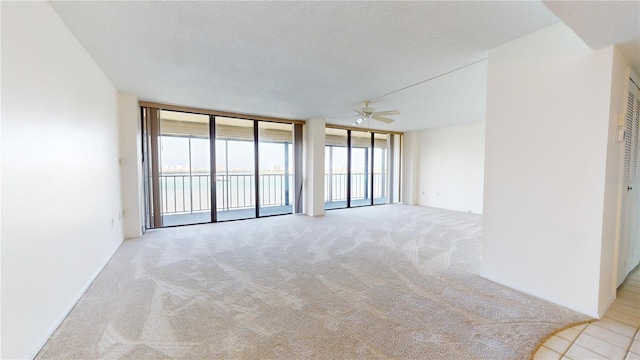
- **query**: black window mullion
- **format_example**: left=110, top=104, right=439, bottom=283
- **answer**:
left=370, top=132, right=374, bottom=206
left=347, top=130, right=352, bottom=208
left=254, top=121, right=260, bottom=218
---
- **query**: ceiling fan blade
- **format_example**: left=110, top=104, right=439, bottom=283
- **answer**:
left=353, top=108, right=366, bottom=116
left=372, top=115, right=395, bottom=124
left=374, top=110, right=400, bottom=116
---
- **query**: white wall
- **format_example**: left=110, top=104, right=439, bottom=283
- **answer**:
left=118, top=92, right=143, bottom=239
left=417, top=122, right=485, bottom=213
left=483, top=23, right=624, bottom=317
left=1, top=2, right=124, bottom=358
left=303, top=118, right=325, bottom=216
left=401, top=131, right=420, bottom=205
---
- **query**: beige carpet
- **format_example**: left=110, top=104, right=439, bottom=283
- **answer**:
left=37, top=205, right=590, bottom=359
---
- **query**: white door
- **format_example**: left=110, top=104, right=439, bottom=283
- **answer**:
left=618, top=78, right=640, bottom=286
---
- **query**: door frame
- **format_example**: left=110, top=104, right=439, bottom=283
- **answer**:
left=617, top=72, right=640, bottom=286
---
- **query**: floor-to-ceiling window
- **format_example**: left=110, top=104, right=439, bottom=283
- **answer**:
left=258, top=122, right=293, bottom=216
left=324, top=126, right=400, bottom=211
left=325, top=128, right=348, bottom=209
left=350, top=130, right=372, bottom=207
left=142, top=105, right=303, bottom=228
left=373, top=133, right=389, bottom=205
left=215, top=117, right=256, bottom=221
left=158, top=110, right=211, bottom=227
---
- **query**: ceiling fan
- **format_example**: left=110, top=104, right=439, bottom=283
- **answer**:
left=353, top=101, right=399, bottom=125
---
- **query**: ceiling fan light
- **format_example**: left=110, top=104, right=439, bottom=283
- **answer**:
left=355, top=118, right=363, bottom=124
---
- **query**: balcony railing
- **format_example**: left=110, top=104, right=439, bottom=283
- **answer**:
left=159, top=172, right=386, bottom=215
left=160, top=173, right=292, bottom=214
left=323, top=173, right=386, bottom=202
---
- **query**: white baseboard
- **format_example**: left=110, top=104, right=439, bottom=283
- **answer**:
left=27, top=239, right=125, bottom=359
left=598, top=292, right=617, bottom=318
left=479, top=271, right=600, bottom=319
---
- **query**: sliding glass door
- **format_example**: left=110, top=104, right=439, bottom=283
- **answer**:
left=373, top=133, right=389, bottom=205
left=158, top=110, right=211, bottom=227
left=215, top=117, right=256, bottom=221
left=142, top=104, right=399, bottom=227
left=324, top=128, right=348, bottom=210
left=142, top=105, right=302, bottom=228
left=323, top=127, right=398, bottom=211
left=258, top=122, right=293, bottom=216
left=350, top=130, right=372, bottom=207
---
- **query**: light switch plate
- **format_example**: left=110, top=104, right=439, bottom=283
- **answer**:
left=617, top=126, right=626, bottom=142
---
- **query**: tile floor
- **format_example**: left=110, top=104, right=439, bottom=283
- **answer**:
left=534, top=267, right=640, bottom=360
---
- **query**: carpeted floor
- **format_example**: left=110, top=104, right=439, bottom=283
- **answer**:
left=37, top=205, right=590, bottom=359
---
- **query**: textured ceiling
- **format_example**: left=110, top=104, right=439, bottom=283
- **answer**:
left=49, top=1, right=562, bottom=131
left=543, top=0, right=640, bottom=76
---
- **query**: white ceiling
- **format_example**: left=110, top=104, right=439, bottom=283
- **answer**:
left=543, top=0, right=640, bottom=76
left=48, top=1, right=637, bottom=132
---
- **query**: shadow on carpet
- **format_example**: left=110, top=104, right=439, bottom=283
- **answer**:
left=37, top=205, right=591, bottom=359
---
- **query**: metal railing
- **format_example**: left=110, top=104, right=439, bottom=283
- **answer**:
left=160, top=172, right=386, bottom=215
left=159, top=173, right=293, bottom=214
left=324, top=173, right=386, bottom=203
left=160, top=174, right=211, bottom=214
